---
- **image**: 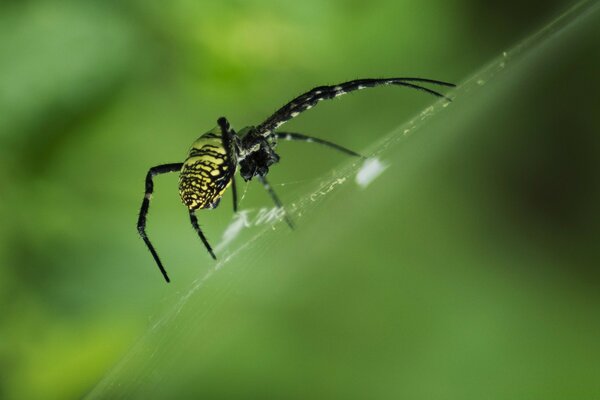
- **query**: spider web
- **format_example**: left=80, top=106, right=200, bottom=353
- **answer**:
left=87, top=2, right=599, bottom=397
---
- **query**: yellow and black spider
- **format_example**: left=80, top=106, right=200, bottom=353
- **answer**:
left=137, top=77, right=455, bottom=282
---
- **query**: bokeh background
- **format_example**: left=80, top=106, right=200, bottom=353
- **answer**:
left=1, top=0, right=599, bottom=399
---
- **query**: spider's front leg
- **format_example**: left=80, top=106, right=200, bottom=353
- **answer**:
left=255, top=77, right=455, bottom=136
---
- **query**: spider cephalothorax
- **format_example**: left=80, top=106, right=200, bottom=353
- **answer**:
left=137, top=77, right=455, bottom=282
left=237, top=129, right=280, bottom=181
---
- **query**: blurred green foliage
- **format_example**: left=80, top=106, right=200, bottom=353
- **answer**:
left=0, top=1, right=598, bottom=399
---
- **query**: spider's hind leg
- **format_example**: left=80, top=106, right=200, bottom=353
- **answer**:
left=258, top=176, right=294, bottom=229
left=231, top=176, right=238, bottom=213
left=189, top=210, right=217, bottom=260
left=137, top=162, right=184, bottom=283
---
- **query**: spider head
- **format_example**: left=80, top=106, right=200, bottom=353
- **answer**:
left=238, top=134, right=280, bottom=181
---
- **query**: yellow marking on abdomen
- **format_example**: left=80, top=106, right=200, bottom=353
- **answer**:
left=178, top=129, right=234, bottom=210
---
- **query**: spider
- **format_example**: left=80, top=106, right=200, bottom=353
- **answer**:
left=137, top=77, right=455, bottom=282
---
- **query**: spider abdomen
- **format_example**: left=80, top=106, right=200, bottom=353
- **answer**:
left=179, top=130, right=234, bottom=211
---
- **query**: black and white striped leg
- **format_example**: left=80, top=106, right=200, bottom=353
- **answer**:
left=258, top=175, right=295, bottom=229
left=137, top=163, right=184, bottom=283
left=274, top=132, right=364, bottom=158
left=189, top=211, right=217, bottom=260
left=256, top=77, right=456, bottom=136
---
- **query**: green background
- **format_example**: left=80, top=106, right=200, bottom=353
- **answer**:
left=1, top=0, right=599, bottom=399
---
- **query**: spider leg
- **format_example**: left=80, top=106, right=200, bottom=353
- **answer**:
left=217, top=116, right=239, bottom=213
left=258, top=175, right=294, bottom=229
left=231, top=176, right=238, bottom=212
left=274, top=132, right=363, bottom=158
left=189, top=211, right=217, bottom=260
left=255, top=77, right=455, bottom=137
left=137, top=163, right=184, bottom=283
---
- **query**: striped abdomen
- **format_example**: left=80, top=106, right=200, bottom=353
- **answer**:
left=179, top=129, right=234, bottom=210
